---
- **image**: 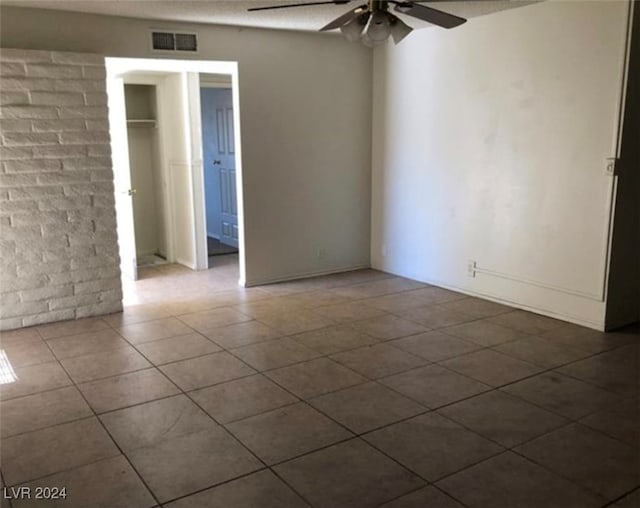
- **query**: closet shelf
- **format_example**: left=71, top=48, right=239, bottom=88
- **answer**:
left=127, top=119, right=156, bottom=127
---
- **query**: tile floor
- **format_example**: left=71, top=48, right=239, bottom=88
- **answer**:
left=0, top=255, right=638, bottom=507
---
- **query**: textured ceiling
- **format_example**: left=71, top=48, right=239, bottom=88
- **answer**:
left=1, top=1, right=539, bottom=32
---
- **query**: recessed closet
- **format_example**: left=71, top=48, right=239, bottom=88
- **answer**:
left=124, top=84, right=167, bottom=265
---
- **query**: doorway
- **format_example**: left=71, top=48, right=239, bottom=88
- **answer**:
left=123, top=84, right=168, bottom=267
left=200, top=75, right=239, bottom=263
left=105, top=57, right=246, bottom=285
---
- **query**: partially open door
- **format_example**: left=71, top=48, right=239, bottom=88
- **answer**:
left=107, top=77, right=138, bottom=280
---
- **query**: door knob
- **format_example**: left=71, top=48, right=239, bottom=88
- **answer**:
left=127, top=189, right=137, bottom=196
left=213, top=160, right=221, bottom=165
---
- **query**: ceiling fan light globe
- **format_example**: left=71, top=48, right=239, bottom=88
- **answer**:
left=340, top=15, right=366, bottom=42
left=362, top=10, right=392, bottom=46
left=361, top=32, right=387, bottom=47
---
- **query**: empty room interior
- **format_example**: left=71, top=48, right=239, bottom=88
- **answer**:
left=0, top=0, right=638, bottom=507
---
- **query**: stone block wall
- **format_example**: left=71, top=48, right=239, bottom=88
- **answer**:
left=0, top=48, right=122, bottom=330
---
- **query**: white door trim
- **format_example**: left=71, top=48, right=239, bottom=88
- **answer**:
left=105, top=57, right=246, bottom=286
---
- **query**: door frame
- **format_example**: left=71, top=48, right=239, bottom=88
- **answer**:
left=105, top=57, right=246, bottom=286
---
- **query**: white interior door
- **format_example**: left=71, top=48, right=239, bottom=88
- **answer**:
left=107, top=77, right=138, bottom=280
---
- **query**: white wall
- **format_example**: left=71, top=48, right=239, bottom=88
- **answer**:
left=0, top=6, right=373, bottom=285
left=371, top=0, right=631, bottom=329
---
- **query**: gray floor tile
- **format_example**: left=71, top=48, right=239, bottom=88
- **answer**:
left=579, top=397, right=640, bottom=446
left=100, top=395, right=214, bottom=451
left=516, top=423, right=640, bottom=500
left=253, top=308, right=335, bottom=335
left=266, top=358, right=367, bottom=399
left=361, top=292, right=436, bottom=314
left=489, top=310, right=565, bottom=335
left=346, top=315, right=428, bottom=341
left=164, top=470, right=310, bottom=508
left=331, top=278, right=427, bottom=299
left=557, top=344, right=640, bottom=396
left=406, top=287, right=466, bottom=304
left=0, top=386, right=92, bottom=438
left=392, top=331, right=482, bottom=362
left=136, top=333, right=221, bottom=365
left=103, top=303, right=172, bottom=327
left=313, top=302, right=388, bottom=323
left=118, top=317, right=195, bottom=344
left=274, top=439, right=424, bottom=508
left=190, top=374, right=298, bottom=424
left=364, top=412, right=502, bottom=481
left=443, top=320, right=529, bottom=347
left=127, top=426, right=262, bottom=502
left=440, top=349, right=543, bottom=387
left=234, top=298, right=306, bottom=319
left=541, top=324, right=637, bottom=354
left=280, top=289, right=354, bottom=308
left=177, top=308, right=252, bottom=333
left=380, top=364, right=491, bottom=408
left=78, top=368, right=180, bottom=413
left=11, top=456, right=156, bottom=508
left=438, top=390, right=568, bottom=447
left=379, top=486, right=465, bottom=508
left=226, top=402, right=352, bottom=464
left=160, top=351, right=255, bottom=390
left=36, top=317, right=110, bottom=340
left=436, top=451, right=603, bottom=508
left=46, top=330, right=129, bottom=359
left=330, top=344, right=427, bottom=379
left=60, top=345, right=151, bottom=383
left=309, top=382, right=426, bottom=434
left=231, top=337, right=321, bottom=371
left=493, top=335, right=592, bottom=368
left=2, top=417, right=120, bottom=486
left=398, top=306, right=475, bottom=330
left=292, top=325, right=377, bottom=355
left=0, top=327, right=41, bottom=344
left=2, top=339, right=55, bottom=368
left=437, top=298, right=513, bottom=319
left=0, top=361, right=71, bottom=401
left=612, top=489, right=640, bottom=508
left=201, top=320, right=281, bottom=349
left=502, top=371, right=622, bottom=419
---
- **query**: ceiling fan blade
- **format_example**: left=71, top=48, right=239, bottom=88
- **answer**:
left=394, top=3, right=466, bottom=29
left=248, top=0, right=350, bottom=12
left=389, top=15, right=412, bottom=44
left=320, top=4, right=368, bottom=31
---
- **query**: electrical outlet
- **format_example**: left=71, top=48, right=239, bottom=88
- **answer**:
left=316, top=247, right=326, bottom=260
left=382, top=244, right=387, bottom=257
left=467, top=260, right=476, bottom=277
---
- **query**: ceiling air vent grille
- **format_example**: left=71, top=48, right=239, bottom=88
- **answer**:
left=151, top=31, right=198, bottom=53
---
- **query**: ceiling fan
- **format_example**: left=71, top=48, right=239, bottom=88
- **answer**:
left=248, top=0, right=467, bottom=46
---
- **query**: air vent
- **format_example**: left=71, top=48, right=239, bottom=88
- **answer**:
left=175, top=33, right=198, bottom=51
left=150, top=30, right=198, bottom=53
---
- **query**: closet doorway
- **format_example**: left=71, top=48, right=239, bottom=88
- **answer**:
left=124, top=84, right=168, bottom=268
